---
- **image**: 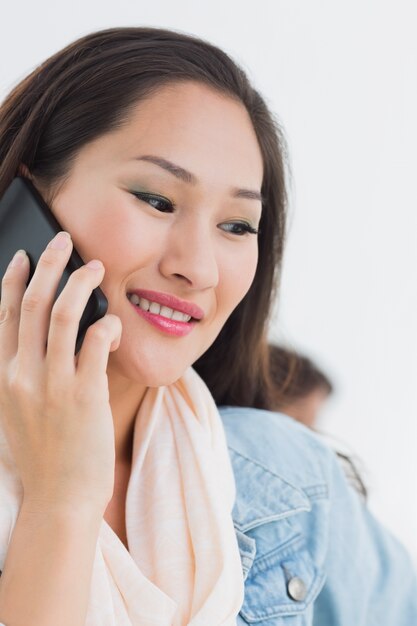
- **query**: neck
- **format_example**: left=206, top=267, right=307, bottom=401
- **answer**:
left=107, top=367, right=147, bottom=466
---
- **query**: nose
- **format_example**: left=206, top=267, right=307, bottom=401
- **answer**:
left=158, top=217, right=219, bottom=290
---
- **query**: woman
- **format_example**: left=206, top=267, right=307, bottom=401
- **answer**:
left=0, top=26, right=415, bottom=626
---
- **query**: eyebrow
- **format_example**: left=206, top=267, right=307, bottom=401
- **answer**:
left=134, top=154, right=264, bottom=204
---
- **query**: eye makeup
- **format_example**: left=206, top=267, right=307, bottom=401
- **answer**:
left=131, top=190, right=175, bottom=213
left=219, top=222, right=259, bottom=236
left=128, top=186, right=260, bottom=235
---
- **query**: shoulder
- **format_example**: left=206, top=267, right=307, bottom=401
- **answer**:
left=218, top=405, right=333, bottom=493
left=218, top=406, right=332, bottom=623
left=218, top=405, right=417, bottom=626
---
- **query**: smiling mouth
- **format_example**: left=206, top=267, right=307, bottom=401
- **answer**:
left=126, top=293, right=197, bottom=323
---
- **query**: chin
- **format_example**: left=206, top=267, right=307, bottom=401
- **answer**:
left=107, top=339, right=193, bottom=388
left=137, top=366, right=185, bottom=389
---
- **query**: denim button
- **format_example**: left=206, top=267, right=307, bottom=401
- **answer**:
left=287, top=576, right=307, bottom=601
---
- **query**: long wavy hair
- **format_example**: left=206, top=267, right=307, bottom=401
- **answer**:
left=0, top=26, right=289, bottom=409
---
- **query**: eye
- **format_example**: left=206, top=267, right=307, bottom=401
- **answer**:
left=219, top=222, right=259, bottom=236
left=131, top=191, right=175, bottom=213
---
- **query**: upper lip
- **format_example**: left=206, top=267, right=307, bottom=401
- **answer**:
left=127, top=288, right=205, bottom=321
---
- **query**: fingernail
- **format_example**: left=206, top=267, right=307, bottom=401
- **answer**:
left=9, top=249, right=27, bottom=268
left=86, top=259, right=103, bottom=270
left=48, top=231, right=71, bottom=250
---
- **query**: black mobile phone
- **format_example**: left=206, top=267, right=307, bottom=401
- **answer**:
left=0, top=176, right=108, bottom=355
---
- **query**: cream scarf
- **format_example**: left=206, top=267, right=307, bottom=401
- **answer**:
left=0, top=367, right=245, bottom=625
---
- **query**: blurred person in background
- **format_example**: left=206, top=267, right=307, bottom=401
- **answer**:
left=267, top=344, right=333, bottom=428
left=266, top=343, right=368, bottom=499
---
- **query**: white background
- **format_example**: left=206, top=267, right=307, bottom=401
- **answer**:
left=1, top=1, right=416, bottom=558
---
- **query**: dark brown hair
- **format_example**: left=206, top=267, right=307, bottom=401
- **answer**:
left=268, top=344, right=334, bottom=409
left=0, top=26, right=289, bottom=409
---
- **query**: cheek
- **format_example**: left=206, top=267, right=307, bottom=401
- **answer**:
left=78, top=208, right=165, bottom=281
left=54, top=186, right=162, bottom=271
left=220, top=244, right=258, bottom=312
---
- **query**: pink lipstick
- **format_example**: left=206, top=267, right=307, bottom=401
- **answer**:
left=126, top=289, right=204, bottom=337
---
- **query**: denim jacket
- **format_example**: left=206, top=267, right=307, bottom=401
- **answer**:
left=219, top=406, right=417, bottom=626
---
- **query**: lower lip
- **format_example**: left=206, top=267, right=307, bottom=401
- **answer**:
left=127, top=299, right=198, bottom=337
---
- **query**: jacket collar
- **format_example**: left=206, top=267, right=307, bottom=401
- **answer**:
left=228, top=446, right=311, bottom=533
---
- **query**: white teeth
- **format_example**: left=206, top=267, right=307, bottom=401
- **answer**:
left=129, top=293, right=140, bottom=305
left=172, top=310, right=187, bottom=322
left=140, top=298, right=150, bottom=311
left=149, top=302, right=161, bottom=314
left=160, top=305, right=174, bottom=319
left=128, top=294, right=192, bottom=322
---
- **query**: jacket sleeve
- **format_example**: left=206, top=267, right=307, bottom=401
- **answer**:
left=313, top=442, right=417, bottom=626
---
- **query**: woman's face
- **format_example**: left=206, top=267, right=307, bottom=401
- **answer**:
left=36, top=81, right=264, bottom=386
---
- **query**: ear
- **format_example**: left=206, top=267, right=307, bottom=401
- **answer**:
left=17, top=163, right=33, bottom=179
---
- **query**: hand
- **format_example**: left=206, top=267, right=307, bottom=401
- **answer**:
left=0, top=232, right=122, bottom=514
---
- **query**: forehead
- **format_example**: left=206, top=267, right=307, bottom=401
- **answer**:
left=84, top=81, right=264, bottom=188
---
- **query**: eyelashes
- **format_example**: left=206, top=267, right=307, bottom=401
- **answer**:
left=131, top=191, right=259, bottom=236
left=131, top=191, right=175, bottom=213
left=220, top=222, right=259, bottom=236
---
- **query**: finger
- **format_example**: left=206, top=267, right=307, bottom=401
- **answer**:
left=0, top=249, right=31, bottom=361
left=17, top=232, right=74, bottom=372
left=76, top=314, right=122, bottom=384
left=45, top=260, right=106, bottom=377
